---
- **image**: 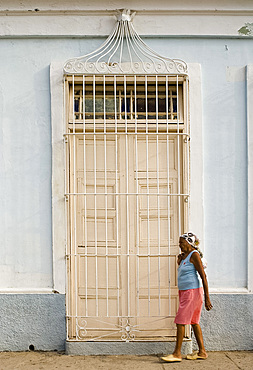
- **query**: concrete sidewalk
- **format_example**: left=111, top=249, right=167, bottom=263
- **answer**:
left=0, top=351, right=252, bottom=370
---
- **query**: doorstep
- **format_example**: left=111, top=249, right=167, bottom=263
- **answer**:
left=66, top=338, right=192, bottom=356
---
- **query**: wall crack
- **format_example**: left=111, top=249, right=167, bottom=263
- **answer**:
left=225, top=353, right=243, bottom=370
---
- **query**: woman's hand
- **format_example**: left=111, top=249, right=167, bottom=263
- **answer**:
left=177, top=253, right=184, bottom=265
left=205, top=296, right=213, bottom=311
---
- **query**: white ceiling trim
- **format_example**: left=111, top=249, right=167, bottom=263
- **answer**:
left=0, top=8, right=253, bottom=37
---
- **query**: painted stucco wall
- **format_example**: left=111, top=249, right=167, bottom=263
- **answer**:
left=0, top=37, right=251, bottom=290
left=0, top=294, right=66, bottom=351
left=195, top=294, right=253, bottom=351
left=0, top=294, right=252, bottom=352
left=0, top=24, right=253, bottom=350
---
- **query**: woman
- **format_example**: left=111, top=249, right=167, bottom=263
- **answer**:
left=161, top=232, right=213, bottom=362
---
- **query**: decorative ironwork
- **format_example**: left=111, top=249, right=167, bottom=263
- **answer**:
left=72, top=316, right=177, bottom=342
left=63, top=9, right=187, bottom=75
left=76, top=317, right=137, bottom=342
left=77, top=318, right=88, bottom=339
left=120, top=319, right=136, bottom=342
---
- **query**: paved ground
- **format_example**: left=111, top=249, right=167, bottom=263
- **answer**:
left=0, top=351, right=252, bottom=370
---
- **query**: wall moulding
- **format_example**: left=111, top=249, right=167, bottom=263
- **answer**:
left=0, top=9, right=253, bottom=37
left=1, top=10, right=253, bottom=16
left=0, top=0, right=253, bottom=12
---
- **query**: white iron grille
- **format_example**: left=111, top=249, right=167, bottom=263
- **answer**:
left=65, top=74, right=189, bottom=341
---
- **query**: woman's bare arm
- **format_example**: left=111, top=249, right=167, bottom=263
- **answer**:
left=190, top=252, right=213, bottom=311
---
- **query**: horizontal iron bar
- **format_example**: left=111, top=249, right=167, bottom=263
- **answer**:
left=65, top=193, right=189, bottom=196
left=64, top=132, right=189, bottom=136
left=67, top=315, right=174, bottom=318
left=66, top=254, right=177, bottom=257
left=65, top=72, right=188, bottom=76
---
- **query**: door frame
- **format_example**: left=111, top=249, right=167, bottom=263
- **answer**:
left=50, top=62, right=204, bottom=302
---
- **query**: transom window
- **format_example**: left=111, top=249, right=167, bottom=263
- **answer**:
left=67, top=76, right=185, bottom=131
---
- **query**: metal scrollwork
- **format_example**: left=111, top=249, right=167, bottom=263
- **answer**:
left=77, top=318, right=88, bottom=339
left=63, top=9, right=188, bottom=75
left=120, top=319, right=135, bottom=342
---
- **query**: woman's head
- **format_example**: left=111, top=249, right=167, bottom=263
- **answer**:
left=180, top=232, right=199, bottom=247
left=179, top=232, right=203, bottom=258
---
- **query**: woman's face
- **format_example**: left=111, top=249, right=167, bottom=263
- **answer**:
left=179, top=237, right=189, bottom=253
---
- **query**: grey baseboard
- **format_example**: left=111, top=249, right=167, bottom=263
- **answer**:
left=0, top=294, right=66, bottom=352
left=66, top=339, right=192, bottom=356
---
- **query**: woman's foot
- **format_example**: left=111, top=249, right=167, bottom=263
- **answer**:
left=161, top=354, right=182, bottom=362
left=186, top=351, right=208, bottom=360
left=198, top=351, right=208, bottom=359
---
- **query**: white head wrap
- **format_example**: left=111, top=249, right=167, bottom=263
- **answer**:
left=180, top=232, right=198, bottom=247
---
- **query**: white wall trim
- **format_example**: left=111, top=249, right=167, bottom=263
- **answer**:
left=50, top=62, right=204, bottom=295
left=247, top=65, right=253, bottom=293
left=1, top=10, right=253, bottom=16
left=0, top=7, right=253, bottom=37
left=188, top=64, right=205, bottom=252
left=210, top=288, right=251, bottom=294
left=0, top=288, right=56, bottom=294
left=1, top=0, right=253, bottom=13
left=51, top=62, right=66, bottom=294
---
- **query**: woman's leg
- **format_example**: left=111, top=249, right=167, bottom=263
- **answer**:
left=191, top=324, right=208, bottom=358
left=160, top=324, right=184, bottom=362
left=173, top=324, right=185, bottom=358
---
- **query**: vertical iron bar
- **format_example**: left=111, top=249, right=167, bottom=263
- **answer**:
left=130, top=88, right=133, bottom=120
left=166, top=75, right=171, bottom=316
left=119, top=89, right=122, bottom=120
left=83, top=75, right=88, bottom=317
left=93, top=75, right=98, bottom=317
left=114, top=75, right=120, bottom=317
left=145, top=75, right=150, bottom=316
left=134, top=75, right=140, bottom=317
left=177, top=76, right=181, bottom=236
left=156, top=75, right=161, bottom=315
left=124, top=75, right=130, bottom=318
left=72, top=75, right=78, bottom=337
left=104, top=75, right=109, bottom=317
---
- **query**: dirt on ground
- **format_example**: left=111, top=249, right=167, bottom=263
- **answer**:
left=0, top=351, right=252, bottom=370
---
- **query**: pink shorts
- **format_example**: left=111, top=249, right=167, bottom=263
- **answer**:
left=174, top=287, right=204, bottom=325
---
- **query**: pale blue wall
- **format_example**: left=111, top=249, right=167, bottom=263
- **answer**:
left=148, top=38, right=250, bottom=289
left=0, top=37, right=252, bottom=290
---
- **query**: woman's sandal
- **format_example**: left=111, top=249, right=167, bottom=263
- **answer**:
left=186, top=352, right=208, bottom=360
left=161, top=354, right=182, bottom=362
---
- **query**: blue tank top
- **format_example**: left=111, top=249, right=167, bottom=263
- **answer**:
left=178, top=250, right=202, bottom=290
